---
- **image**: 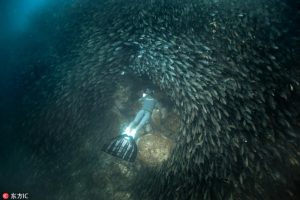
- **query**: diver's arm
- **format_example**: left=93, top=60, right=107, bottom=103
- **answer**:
left=138, top=97, right=144, bottom=102
left=155, top=101, right=162, bottom=111
left=154, top=102, right=166, bottom=119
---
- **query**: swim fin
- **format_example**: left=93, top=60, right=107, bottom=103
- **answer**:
left=102, top=134, right=137, bottom=162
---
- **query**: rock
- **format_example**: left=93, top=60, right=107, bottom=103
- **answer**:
left=151, top=109, right=162, bottom=126
left=112, top=84, right=131, bottom=117
left=137, top=134, right=173, bottom=166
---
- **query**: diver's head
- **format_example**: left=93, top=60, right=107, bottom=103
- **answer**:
left=143, top=88, right=153, bottom=97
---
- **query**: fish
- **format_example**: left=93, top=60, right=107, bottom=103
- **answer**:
left=21, top=0, right=300, bottom=199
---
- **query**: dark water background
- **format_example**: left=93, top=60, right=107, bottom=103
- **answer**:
left=0, top=0, right=299, bottom=199
left=0, top=0, right=80, bottom=197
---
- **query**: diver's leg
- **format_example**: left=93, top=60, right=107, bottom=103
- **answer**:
left=128, top=110, right=145, bottom=129
left=134, top=111, right=151, bottom=133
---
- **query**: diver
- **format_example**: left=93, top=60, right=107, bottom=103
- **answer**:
left=102, top=88, right=160, bottom=162
left=124, top=88, right=159, bottom=138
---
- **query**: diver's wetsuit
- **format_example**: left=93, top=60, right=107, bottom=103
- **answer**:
left=128, top=94, right=158, bottom=133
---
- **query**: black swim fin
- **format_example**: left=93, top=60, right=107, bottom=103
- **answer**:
left=102, top=134, right=137, bottom=162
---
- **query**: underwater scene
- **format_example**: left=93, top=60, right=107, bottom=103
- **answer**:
left=0, top=0, right=299, bottom=199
